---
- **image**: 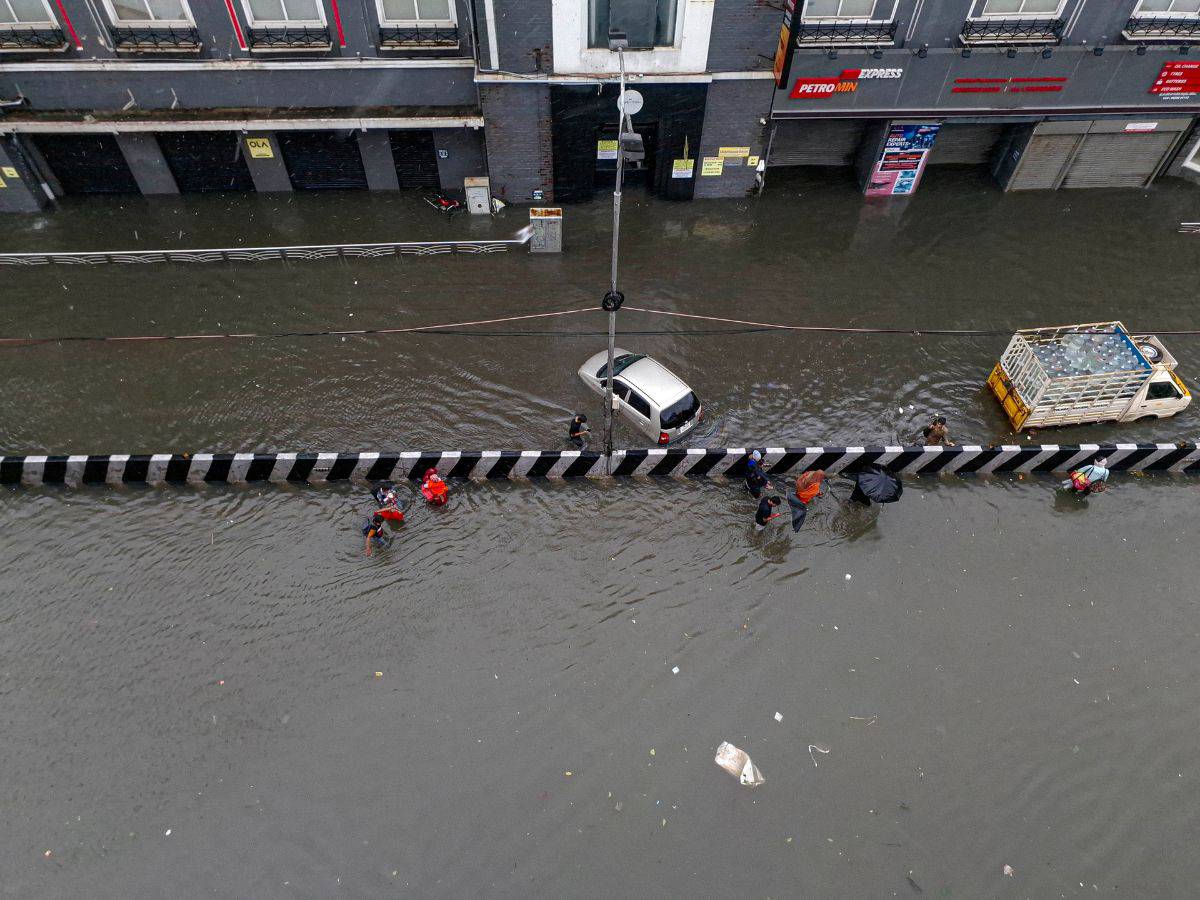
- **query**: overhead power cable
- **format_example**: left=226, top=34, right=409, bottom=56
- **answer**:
left=1, top=306, right=1199, bottom=347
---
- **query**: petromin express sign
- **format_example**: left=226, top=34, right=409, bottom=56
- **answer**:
left=789, top=67, right=903, bottom=98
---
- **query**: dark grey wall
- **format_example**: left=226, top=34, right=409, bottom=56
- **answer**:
left=707, top=0, right=780, bottom=72
left=479, top=83, right=553, bottom=201
left=774, top=46, right=1200, bottom=116
left=478, top=0, right=553, bottom=73
left=433, top=127, right=486, bottom=192
left=114, top=132, right=178, bottom=194
left=0, top=137, right=46, bottom=212
left=692, top=78, right=773, bottom=198
left=0, top=67, right=478, bottom=113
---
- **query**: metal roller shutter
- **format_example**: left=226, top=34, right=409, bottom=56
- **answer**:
left=278, top=130, right=369, bottom=190
left=157, top=132, right=254, bottom=193
left=769, top=120, right=867, bottom=166
left=1061, top=131, right=1181, bottom=189
left=927, top=124, right=1007, bottom=165
left=30, top=134, right=139, bottom=195
left=389, top=130, right=441, bottom=189
left=1005, top=133, right=1080, bottom=191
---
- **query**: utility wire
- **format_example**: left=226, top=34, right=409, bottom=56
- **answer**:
left=2, top=306, right=1199, bottom=346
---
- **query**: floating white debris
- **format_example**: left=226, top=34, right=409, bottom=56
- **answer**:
left=774, top=712, right=783, bottom=723
left=715, top=741, right=764, bottom=786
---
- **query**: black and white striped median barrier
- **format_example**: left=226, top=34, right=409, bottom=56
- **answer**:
left=1, top=443, right=1197, bottom=487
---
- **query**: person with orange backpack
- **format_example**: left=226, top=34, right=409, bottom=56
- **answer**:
left=421, top=468, right=449, bottom=506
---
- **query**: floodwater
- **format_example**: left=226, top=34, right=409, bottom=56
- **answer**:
left=1, top=169, right=1199, bottom=897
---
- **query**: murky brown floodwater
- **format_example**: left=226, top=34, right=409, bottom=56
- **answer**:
left=1, top=169, right=1199, bottom=898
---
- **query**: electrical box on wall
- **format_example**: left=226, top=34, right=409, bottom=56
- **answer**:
left=464, top=176, right=491, bottom=215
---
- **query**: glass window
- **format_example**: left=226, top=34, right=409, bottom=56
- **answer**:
left=659, top=392, right=701, bottom=430
left=1135, top=0, right=1200, bottom=12
left=378, top=0, right=453, bottom=23
left=244, top=0, right=324, bottom=25
left=589, top=0, right=677, bottom=49
left=1146, top=380, right=1182, bottom=400
left=980, top=0, right=1062, bottom=14
left=1, top=0, right=56, bottom=25
left=804, top=0, right=881, bottom=18
left=612, top=380, right=630, bottom=401
left=108, top=0, right=190, bottom=24
left=626, top=388, right=652, bottom=419
left=595, top=353, right=645, bottom=380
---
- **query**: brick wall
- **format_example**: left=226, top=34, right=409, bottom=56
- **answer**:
left=707, top=0, right=781, bottom=73
left=692, top=78, right=774, bottom=199
left=480, top=83, right=555, bottom=202
left=481, top=0, right=554, bottom=73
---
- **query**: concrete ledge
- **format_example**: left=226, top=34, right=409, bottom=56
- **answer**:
left=1, top=444, right=1198, bottom=487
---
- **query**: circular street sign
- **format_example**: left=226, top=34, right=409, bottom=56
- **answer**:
left=618, top=89, right=644, bottom=116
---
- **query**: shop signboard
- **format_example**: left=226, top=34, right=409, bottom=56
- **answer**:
left=1, top=167, right=16, bottom=178
left=700, top=157, right=724, bottom=176
left=245, top=137, right=273, bottom=159
left=772, top=0, right=795, bottom=87
left=1151, top=60, right=1200, bottom=98
left=865, top=123, right=940, bottom=197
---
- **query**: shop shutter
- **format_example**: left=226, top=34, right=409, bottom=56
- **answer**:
left=927, top=124, right=1007, bottom=165
left=30, top=134, right=139, bottom=195
left=389, top=130, right=441, bottom=189
left=769, top=120, right=867, bottom=166
left=278, top=130, right=369, bottom=190
left=157, top=132, right=254, bottom=193
left=1060, top=131, right=1182, bottom=189
left=1004, top=133, right=1080, bottom=191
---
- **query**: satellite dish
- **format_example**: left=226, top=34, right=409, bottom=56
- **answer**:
left=618, top=89, right=644, bottom=116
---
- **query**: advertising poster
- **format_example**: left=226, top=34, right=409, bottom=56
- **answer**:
left=671, top=159, right=694, bottom=179
left=596, top=140, right=619, bottom=161
left=865, top=124, right=940, bottom=197
left=700, top=157, right=724, bottom=177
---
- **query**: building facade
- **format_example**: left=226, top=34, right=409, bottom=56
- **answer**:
left=767, top=0, right=1200, bottom=193
left=1, top=0, right=1198, bottom=214
left=475, top=0, right=779, bottom=203
left=0, top=0, right=486, bottom=213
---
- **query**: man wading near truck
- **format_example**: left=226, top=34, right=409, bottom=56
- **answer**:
left=922, top=415, right=952, bottom=446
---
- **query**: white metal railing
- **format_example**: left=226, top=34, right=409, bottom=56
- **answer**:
left=0, top=228, right=533, bottom=266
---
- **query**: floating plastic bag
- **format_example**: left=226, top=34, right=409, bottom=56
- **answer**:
left=714, top=741, right=764, bottom=786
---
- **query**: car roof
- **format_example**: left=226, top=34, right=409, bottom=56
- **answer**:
left=619, top=356, right=692, bottom=404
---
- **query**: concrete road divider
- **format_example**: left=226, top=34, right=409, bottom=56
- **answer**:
left=0, top=443, right=1197, bottom=487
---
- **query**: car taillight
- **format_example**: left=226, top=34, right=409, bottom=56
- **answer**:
left=658, top=432, right=670, bottom=445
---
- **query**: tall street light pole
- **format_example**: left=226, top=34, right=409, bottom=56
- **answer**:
left=602, top=43, right=641, bottom=474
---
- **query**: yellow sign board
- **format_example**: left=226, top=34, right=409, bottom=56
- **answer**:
left=718, top=147, right=751, bottom=158
left=700, top=157, right=724, bottom=177
left=0, top=176, right=6, bottom=188
left=596, top=139, right=618, bottom=161
left=1, top=166, right=17, bottom=178
left=746, top=155, right=760, bottom=167
left=245, top=137, right=274, bottom=159
left=671, top=158, right=693, bottom=179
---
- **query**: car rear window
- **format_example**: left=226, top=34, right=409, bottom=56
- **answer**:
left=595, top=353, right=645, bottom=380
left=660, top=392, right=701, bottom=430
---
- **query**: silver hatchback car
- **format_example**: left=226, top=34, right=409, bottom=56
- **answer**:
left=577, top=349, right=704, bottom=444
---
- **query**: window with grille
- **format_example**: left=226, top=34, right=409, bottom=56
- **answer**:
left=105, top=0, right=192, bottom=24
left=377, top=0, right=454, bottom=25
left=802, top=0, right=897, bottom=20
left=243, top=0, right=324, bottom=26
left=0, top=0, right=56, bottom=26
left=976, top=0, right=1064, bottom=16
left=1133, top=0, right=1200, bottom=14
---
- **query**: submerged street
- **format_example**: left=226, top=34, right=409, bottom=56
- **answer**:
left=2, top=169, right=1200, bottom=897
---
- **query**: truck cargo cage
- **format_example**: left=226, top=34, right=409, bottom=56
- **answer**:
left=988, top=321, right=1191, bottom=429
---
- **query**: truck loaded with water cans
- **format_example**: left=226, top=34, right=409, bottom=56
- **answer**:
left=987, top=322, right=1190, bottom=430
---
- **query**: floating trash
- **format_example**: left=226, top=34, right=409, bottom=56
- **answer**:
left=714, top=741, right=764, bottom=786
